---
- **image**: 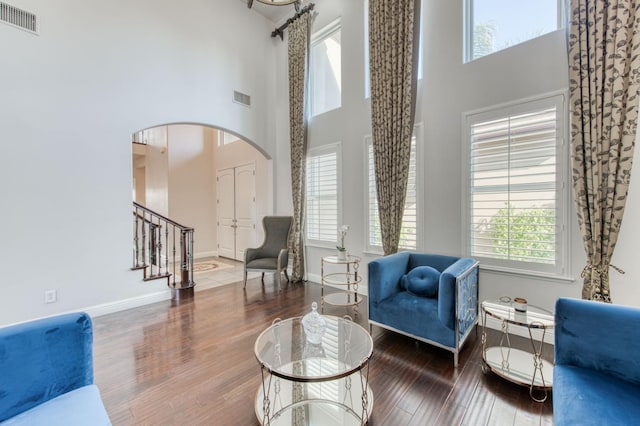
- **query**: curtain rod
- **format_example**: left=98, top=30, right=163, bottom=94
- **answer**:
left=271, top=3, right=315, bottom=40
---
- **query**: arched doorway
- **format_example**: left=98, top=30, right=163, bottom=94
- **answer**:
left=131, top=123, right=273, bottom=289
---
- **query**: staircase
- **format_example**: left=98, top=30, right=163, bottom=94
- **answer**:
left=132, top=202, right=195, bottom=290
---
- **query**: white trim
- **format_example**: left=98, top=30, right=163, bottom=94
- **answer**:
left=85, top=290, right=172, bottom=318
left=461, top=90, right=571, bottom=279
left=1, top=290, right=172, bottom=329
left=195, top=250, right=218, bottom=259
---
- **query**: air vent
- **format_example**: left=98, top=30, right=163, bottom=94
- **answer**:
left=1, top=2, right=37, bottom=34
left=233, top=90, right=251, bottom=107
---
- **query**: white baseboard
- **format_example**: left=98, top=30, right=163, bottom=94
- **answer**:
left=84, top=290, right=172, bottom=318
left=195, top=251, right=218, bottom=259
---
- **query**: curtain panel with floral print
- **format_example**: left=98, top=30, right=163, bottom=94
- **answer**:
left=368, top=0, right=421, bottom=255
left=569, top=0, right=640, bottom=301
left=288, top=12, right=310, bottom=282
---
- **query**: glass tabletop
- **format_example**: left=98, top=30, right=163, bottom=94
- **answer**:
left=254, top=315, right=373, bottom=381
left=322, top=255, right=361, bottom=265
left=482, top=299, right=554, bottom=329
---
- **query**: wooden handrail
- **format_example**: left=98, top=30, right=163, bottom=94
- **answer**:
left=133, top=201, right=193, bottom=231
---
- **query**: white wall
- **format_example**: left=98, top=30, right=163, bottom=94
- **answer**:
left=0, top=0, right=278, bottom=325
left=274, top=0, right=640, bottom=311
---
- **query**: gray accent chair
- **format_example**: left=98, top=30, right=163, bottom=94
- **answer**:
left=244, top=216, right=293, bottom=288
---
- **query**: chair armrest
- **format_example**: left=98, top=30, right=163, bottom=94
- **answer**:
left=555, top=298, right=640, bottom=385
left=0, top=312, right=94, bottom=422
left=438, top=258, right=479, bottom=330
left=277, top=248, right=289, bottom=269
left=245, top=247, right=261, bottom=264
left=368, top=252, right=411, bottom=305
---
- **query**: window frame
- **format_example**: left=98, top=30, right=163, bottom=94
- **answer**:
left=463, top=0, right=565, bottom=63
left=310, top=19, right=342, bottom=118
left=364, top=124, right=423, bottom=254
left=305, top=142, right=343, bottom=248
left=462, top=91, right=571, bottom=280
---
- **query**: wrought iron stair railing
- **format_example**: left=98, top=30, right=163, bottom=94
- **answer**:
left=132, top=202, right=195, bottom=290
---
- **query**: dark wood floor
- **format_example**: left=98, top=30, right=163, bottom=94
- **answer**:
left=93, top=277, right=554, bottom=425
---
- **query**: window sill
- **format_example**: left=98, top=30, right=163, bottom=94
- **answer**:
left=479, top=264, right=576, bottom=284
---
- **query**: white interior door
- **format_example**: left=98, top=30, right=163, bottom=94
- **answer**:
left=234, top=164, right=256, bottom=260
left=216, top=168, right=236, bottom=259
left=216, top=164, right=256, bottom=261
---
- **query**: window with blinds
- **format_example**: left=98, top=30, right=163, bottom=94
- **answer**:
left=365, top=131, right=418, bottom=252
left=465, top=93, right=568, bottom=276
left=306, top=144, right=341, bottom=245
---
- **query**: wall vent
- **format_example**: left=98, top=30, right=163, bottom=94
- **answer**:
left=233, top=90, right=251, bottom=107
left=0, top=2, right=38, bottom=34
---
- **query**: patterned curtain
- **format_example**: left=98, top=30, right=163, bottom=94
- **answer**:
left=288, top=12, right=310, bottom=282
left=568, top=0, right=640, bottom=301
left=369, top=0, right=421, bottom=255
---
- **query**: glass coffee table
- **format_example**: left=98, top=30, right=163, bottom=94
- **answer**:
left=481, top=298, right=554, bottom=402
left=254, top=314, right=374, bottom=425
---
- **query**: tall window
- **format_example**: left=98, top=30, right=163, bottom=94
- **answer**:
left=464, top=0, right=564, bottom=62
left=365, top=129, right=419, bottom=253
left=465, top=93, right=568, bottom=277
left=310, top=20, right=342, bottom=117
left=306, top=143, right=341, bottom=245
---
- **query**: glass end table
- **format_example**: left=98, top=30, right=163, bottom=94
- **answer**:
left=254, top=314, right=374, bottom=425
left=481, top=298, right=554, bottom=402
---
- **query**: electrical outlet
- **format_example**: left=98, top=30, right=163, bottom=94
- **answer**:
left=44, top=289, right=57, bottom=304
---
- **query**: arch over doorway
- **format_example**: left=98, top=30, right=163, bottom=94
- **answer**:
left=131, top=122, right=274, bottom=264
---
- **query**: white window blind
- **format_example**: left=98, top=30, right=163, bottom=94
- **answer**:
left=466, top=94, right=567, bottom=276
left=366, top=133, right=418, bottom=252
left=307, top=144, right=340, bottom=245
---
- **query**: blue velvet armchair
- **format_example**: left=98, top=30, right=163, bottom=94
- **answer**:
left=0, top=312, right=111, bottom=425
left=554, top=297, right=640, bottom=425
left=368, top=252, right=479, bottom=366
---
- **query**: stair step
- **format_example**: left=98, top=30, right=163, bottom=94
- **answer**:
left=143, top=273, right=171, bottom=282
left=131, top=264, right=149, bottom=271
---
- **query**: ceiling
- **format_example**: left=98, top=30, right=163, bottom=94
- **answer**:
left=240, top=0, right=305, bottom=25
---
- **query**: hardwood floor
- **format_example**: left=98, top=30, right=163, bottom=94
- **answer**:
left=93, top=277, right=554, bottom=425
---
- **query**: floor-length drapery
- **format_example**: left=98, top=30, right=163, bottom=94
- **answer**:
left=368, top=0, right=421, bottom=255
left=568, top=0, right=640, bottom=301
left=288, top=12, right=310, bottom=282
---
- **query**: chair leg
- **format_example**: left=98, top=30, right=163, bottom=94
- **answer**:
left=261, top=273, right=265, bottom=284
left=276, top=271, right=281, bottom=288
left=284, top=269, right=290, bottom=282
left=243, top=270, right=248, bottom=288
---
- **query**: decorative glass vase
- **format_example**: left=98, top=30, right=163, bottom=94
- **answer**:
left=337, top=249, right=347, bottom=261
left=301, top=302, right=326, bottom=345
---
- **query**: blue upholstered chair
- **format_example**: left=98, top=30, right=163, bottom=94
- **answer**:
left=368, top=252, right=479, bottom=366
left=0, top=312, right=110, bottom=425
left=554, top=298, right=640, bottom=425
left=244, top=216, right=293, bottom=288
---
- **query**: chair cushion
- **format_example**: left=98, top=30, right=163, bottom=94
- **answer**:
left=554, top=365, right=640, bottom=426
left=0, top=385, right=111, bottom=426
left=246, top=258, right=278, bottom=270
left=401, top=266, right=440, bottom=298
